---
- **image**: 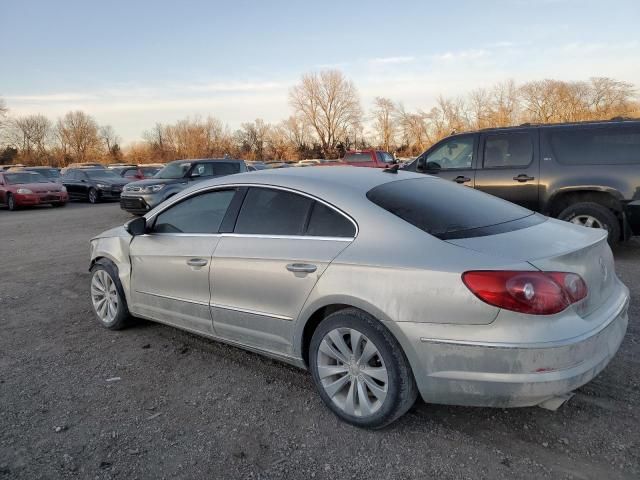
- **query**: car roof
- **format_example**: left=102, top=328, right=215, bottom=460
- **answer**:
left=448, top=118, right=640, bottom=137
left=198, top=165, right=433, bottom=201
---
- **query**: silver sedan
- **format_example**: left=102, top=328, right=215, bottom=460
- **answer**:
left=89, top=167, right=629, bottom=428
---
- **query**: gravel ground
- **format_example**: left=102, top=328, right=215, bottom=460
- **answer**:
left=0, top=202, right=638, bottom=480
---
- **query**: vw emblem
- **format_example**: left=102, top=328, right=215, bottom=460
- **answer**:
left=599, top=257, right=608, bottom=282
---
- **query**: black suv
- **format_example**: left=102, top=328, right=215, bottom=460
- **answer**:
left=405, top=119, right=640, bottom=244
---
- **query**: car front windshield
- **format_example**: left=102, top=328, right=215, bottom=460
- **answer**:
left=37, top=169, right=60, bottom=178
left=5, top=172, right=50, bottom=184
left=85, top=170, right=122, bottom=180
left=154, top=162, right=191, bottom=179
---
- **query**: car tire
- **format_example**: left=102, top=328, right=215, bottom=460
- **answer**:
left=89, top=259, right=131, bottom=330
left=309, top=308, right=418, bottom=429
left=7, top=193, right=17, bottom=211
left=88, top=188, right=99, bottom=204
left=558, top=202, right=621, bottom=246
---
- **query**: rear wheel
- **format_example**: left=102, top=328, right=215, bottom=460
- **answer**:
left=7, top=194, right=17, bottom=211
left=88, top=188, right=99, bottom=204
left=558, top=202, right=620, bottom=246
left=309, top=308, right=417, bottom=429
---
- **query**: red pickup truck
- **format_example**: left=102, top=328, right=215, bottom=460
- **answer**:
left=340, top=149, right=396, bottom=168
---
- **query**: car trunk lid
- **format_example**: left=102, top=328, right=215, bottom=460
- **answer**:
left=446, top=219, right=614, bottom=316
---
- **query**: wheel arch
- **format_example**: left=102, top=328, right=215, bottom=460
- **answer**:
left=546, top=187, right=624, bottom=218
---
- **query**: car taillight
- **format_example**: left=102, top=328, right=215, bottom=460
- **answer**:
left=462, top=271, right=588, bottom=315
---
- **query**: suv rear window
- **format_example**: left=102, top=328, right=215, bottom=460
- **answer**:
left=367, top=178, right=543, bottom=240
left=549, top=126, right=640, bottom=165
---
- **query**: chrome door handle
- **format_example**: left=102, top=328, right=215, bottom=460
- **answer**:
left=286, top=263, right=317, bottom=273
left=454, top=175, right=471, bottom=184
left=187, top=258, right=208, bottom=267
left=513, top=174, right=535, bottom=182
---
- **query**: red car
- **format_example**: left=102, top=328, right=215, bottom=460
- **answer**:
left=0, top=171, right=69, bottom=210
left=120, top=164, right=163, bottom=180
left=340, top=149, right=396, bottom=168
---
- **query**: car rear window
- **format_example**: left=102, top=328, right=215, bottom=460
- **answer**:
left=343, top=152, right=372, bottom=163
left=548, top=126, right=640, bottom=165
left=366, top=178, right=543, bottom=240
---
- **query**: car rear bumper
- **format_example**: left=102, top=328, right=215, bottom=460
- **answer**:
left=393, top=284, right=629, bottom=408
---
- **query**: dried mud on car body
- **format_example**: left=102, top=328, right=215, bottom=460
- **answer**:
left=0, top=203, right=639, bottom=479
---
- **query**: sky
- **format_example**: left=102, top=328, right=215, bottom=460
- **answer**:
left=1, top=0, right=639, bottom=143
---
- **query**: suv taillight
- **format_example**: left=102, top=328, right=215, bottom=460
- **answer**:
left=462, top=271, right=587, bottom=315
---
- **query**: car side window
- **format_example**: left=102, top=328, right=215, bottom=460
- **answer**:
left=426, top=136, right=474, bottom=170
left=152, top=189, right=236, bottom=234
left=306, top=202, right=355, bottom=238
left=234, top=187, right=313, bottom=236
left=66, top=170, right=77, bottom=180
left=483, top=133, right=532, bottom=168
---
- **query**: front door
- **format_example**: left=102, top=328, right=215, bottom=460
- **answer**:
left=211, top=187, right=356, bottom=355
left=129, top=188, right=237, bottom=334
left=416, top=134, right=477, bottom=187
left=474, top=130, right=540, bottom=210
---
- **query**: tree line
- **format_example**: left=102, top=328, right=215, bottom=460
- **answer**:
left=0, top=72, right=638, bottom=166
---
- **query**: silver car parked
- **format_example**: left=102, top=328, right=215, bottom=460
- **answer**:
left=89, top=167, right=629, bottom=428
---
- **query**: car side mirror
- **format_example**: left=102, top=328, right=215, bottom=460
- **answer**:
left=126, top=216, right=147, bottom=236
left=426, top=161, right=441, bottom=173
left=416, top=156, right=426, bottom=172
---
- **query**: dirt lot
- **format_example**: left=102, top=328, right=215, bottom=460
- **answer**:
left=0, top=202, right=638, bottom=480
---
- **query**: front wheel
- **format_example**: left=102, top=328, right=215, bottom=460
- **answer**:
left=309, top=308, right=418, bottom=429
left=558, top=202, right=621, bottom=246
left=90, top=261, right=130, bottom=330
left=7, top=194, right=17, bottom=211
left=88, top=188, right=99, bottom=204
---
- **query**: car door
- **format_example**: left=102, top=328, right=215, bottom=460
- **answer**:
left=129, top=188, right=238, bottom=334
left=62, top=170, right=80, bottom=198
left=474, top=129, right=540, bottom=210
left=210, top=186, right=357, bottom=355
left=415, top=134, right=477, bottom=186
left=0, top=174, right=7, bottom=204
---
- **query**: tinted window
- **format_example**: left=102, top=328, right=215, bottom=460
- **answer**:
left=192, top=162, right=241, bottom=177
left=376, top=152, right=394, bottom=164
left=549, top=126, right=640, bottom=165
left=367, top=178, right=540, bottom=240
left=483, top=133, right=532, bottom=168
left=306, top=202, right=355, bottom=238
left=426, top=136, right=474, bottom=169
left=153, top=189, right=236, bottom=234
left=122, top=168, right=137, bottom=177
left=156, top=162, right=191, bottom=179
left=235, top=188, right=312, bottom=235
left=63, top=170, right=76, bottom=180
left=343, top=152, right=372, bottom=163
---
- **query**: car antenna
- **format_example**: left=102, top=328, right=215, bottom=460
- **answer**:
left=383, top=164, right=400, bottom=174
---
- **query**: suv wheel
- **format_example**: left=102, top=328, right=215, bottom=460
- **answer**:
left=88, top=188, right=99, bottom=204
left=309, top=308, right=418, bottom=429
left=558, top=202, right=620, bottom=246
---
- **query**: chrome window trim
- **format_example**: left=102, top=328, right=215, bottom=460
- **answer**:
left=144, top=182, right=359, bottom=238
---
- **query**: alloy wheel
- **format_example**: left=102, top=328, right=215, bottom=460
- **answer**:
left=91, top=270, right=119, bottom=324
left=316, top=327, right=389, bottom=417
left=88, top=189, right=98, bottom=204
left=570, top=214, right=607, bottom=230
left=8, top=195, right=15, bottom=210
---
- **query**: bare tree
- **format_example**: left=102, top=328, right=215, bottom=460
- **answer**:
left=9, top=114, right=52, bottom=164
left=99, top=125, right=122, bottom=162
left=55, top=111, right=102, bottom=163
left=371, top=97, right=397, bottom=152
left=491, top=80, right=520, bottom=126
left=0, top=97, right=8, bottom=129
left=236, top=119, right=271, bottom=160
left=289, top=70, right=362, bottom=158
left=587, top=77, right=636, bottom=119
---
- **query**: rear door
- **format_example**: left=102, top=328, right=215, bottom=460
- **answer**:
left=210, top=186, right=356, bottom=355
left=475, top=129, right=540, bottom=210
left=416, top=134, right=477, bottom=186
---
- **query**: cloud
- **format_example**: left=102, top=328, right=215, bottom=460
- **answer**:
left=432, top=49, right=490, bottom=61
left=368, top=56, right=415, bottom=65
